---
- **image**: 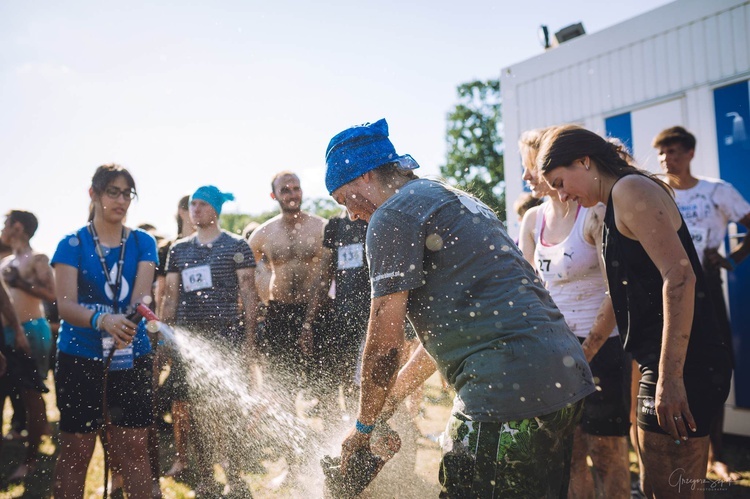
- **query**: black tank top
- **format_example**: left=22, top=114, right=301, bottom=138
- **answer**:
left=602, top=175, right=728, bottom=366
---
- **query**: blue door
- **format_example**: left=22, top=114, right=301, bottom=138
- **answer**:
left=605, top=112, right=633, bottom=154
left=714, top=79, right=750, bottom=408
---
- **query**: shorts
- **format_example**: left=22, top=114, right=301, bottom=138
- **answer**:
left=636, top=349, right=731, bottom=437
left=4, top=318, right=53, bottom=377
left=578, top=336, right=631, bottom=436
left=55, top=351, right=154, bottom=433
left=262, top=302, right=306, bottom=358
left=0, top=347, right=49, bottom=394
left=439, top=401, right=583, bottom=498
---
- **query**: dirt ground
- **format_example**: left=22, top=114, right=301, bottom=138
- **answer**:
left=1, top=372, right=749, bottom=498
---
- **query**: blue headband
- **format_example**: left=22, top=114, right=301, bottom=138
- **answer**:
left=325, top=118, right=419, bottom=195
left=191, top=185, right=235, bottom=215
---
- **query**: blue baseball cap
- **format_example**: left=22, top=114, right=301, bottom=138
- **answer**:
left=191, top=185, right=235, bottom=215
left=325, top=119, right=419, bottom=195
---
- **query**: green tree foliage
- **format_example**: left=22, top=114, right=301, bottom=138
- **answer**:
left=440, top=79, right=505, bottom=221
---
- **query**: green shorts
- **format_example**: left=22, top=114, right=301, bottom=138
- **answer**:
left=439, top=401, right=583, bottom=498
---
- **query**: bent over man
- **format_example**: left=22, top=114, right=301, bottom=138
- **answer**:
left=327, top=119, right=595, bottom=497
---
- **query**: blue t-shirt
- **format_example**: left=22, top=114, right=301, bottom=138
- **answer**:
left=51, top=226, right=158, bottom=360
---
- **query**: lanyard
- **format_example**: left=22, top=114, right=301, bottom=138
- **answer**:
left=88, top=223, right=127, bottom=314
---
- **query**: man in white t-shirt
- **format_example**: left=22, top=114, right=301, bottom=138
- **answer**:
left=653, top=125, right=750, bottom=482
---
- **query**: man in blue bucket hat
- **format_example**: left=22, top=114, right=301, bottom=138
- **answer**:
left=328, top=119, right=595, bottom=497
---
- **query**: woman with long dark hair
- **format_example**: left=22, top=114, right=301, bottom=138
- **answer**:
left=518, top=127, right=630, bottom=498
left=538, top=125, right=731, bottom=498
left=51, top=164, right=158, bottom=497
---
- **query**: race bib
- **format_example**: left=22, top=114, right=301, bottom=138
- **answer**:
left=687, top=226, right=708, bottom=255
left=337, top=244, right=364, bottom=270
left=182, top=265, right=212, bottom=292
left=102, top=333, right=134, bottom=371
left=536, top=247, right=569, bottom=282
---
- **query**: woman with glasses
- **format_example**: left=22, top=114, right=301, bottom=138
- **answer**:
left=51, top=164, right=158, bottom=498
left=538, top=125, right=731, bottom=498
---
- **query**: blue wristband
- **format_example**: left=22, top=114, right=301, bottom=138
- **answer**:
left=355, top=420, right=375, bottom=434
left=90, top=312, right=101, bottom=330
left=727, top=256, right=737, bottom=270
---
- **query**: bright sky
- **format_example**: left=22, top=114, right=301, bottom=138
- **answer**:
left=1, top=0, right=672, bottom=255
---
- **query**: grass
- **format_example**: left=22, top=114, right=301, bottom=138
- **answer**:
left=1, top=373, right=749, bottom=498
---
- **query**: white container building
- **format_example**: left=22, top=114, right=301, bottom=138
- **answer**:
left=501, top=0, right=750, bottom=435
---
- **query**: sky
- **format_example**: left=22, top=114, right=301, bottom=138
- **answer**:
left=0, top=0, right=673, bottom=255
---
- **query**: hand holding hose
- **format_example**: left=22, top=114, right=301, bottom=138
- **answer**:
left=101, top=313, right=138, bottom=349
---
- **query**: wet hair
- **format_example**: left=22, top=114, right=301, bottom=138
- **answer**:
left=513, top=192, right=543, bottom=220
left=6, top=210, right=38, bottom=238
left=88, top=163, right=137, bottom=221
left=271, top=171, right=299, bottom=195
left=537, top=125, right=672, bottom=195
left=652, top=126, right=696, bottom=151
left=176, top=195, right=190, bottom=235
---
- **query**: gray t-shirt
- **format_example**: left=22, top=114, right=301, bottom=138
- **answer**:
left=367, top=179, right=594, bottom=422
left=166, top=231, right=255, bottom=332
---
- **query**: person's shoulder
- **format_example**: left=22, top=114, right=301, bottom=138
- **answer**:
left=695, top=175, right=726, bottom=187
left=612, top=174, right=665, bottom=200
left=31, top=251, right=51, bottom=265
left=301, top=211, right=327, bottom=226
left=219, top=230, right=246, bottom=244
left=55, top=227, right=88, bottom=250
left=132, top=227, right=157, bottom=244
left=170, top=233, right=196, bottom=249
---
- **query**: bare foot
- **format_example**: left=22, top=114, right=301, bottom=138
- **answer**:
left=8, top=462, right=36, bottom=482
left=708, top=461, right=742, bottom=482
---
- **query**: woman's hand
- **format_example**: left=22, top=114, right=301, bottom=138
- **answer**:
left=655, top=375, right=696, bottom=442
left=101, top=313, right=138, bottom=349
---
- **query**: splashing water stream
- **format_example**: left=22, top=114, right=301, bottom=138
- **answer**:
left=153, top=321, right=338, bottom=495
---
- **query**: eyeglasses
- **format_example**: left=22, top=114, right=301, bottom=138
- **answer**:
left=104, top=187, right=137, bottom=200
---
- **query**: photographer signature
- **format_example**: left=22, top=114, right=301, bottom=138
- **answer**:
left=669, top=468, right=731, bottom=492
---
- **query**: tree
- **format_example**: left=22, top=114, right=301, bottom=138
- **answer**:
left=440, top=79, right=505, bottom=221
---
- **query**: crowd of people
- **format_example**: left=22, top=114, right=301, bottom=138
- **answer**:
left=0, top=121, right=747, bottom=498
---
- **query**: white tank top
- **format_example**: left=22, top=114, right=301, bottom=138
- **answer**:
left=533, top=202, right=618, bottom=339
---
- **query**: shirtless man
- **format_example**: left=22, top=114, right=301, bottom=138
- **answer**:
left=249, top=172, right=329, bottom=383
left=0, top=210, right=56, bottom=482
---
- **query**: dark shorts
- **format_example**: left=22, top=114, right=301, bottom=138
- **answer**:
left=578, top=336, right=631, bottom=437
left=55, top=351, right=154, bottom=433
left=0, top=347, right=49, bottom=394
left=636, top=349, right=731, bottom=437
left=439, top=401, right=583, bottom=498
left=262, top=302, right=307, bottom=358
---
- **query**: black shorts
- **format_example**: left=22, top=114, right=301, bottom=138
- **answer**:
left=1, top=348, right=49, bottom=394
left=55, top=351, right=154, bottom=433
left=578, top=336, right=631, bottom=437
left=636, top=349, right=731, bottom=437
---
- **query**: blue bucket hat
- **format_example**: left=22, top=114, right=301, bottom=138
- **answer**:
left=191, top=185, right=235, bottom=215
left=325, top=119, right=419, bottom=195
